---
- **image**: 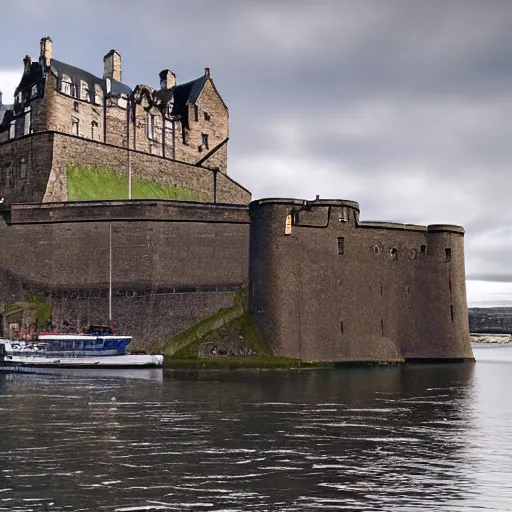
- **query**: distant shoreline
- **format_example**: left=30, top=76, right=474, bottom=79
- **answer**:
left=471, top=334, right=512, bottom=344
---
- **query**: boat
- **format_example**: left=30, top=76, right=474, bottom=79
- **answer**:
left=0, top=325, right=163, bottom=371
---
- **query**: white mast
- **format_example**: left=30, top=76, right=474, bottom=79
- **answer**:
left=109, top=222, right=112, bottom=323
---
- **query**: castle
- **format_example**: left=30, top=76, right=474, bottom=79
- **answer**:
left=0, top=37, right=249, bottom=204
left=0, top=38, right=473, bottom=362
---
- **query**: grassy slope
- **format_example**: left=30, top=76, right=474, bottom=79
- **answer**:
left=163, top=287, right=330, bottom=369
left=66, top=164, right=210, bottom=201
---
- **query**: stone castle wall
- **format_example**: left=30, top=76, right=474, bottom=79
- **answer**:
left=0, top=201, right=250, bottom=351
left=0, top=132, right=250, bottom=205
left=249, top=198, right=473, bottom=362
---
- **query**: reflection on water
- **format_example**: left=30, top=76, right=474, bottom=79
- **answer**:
left=0, top=347, right=510, bottom=510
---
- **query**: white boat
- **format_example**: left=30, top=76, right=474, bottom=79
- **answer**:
left=0, top=329, right=164, bottom=370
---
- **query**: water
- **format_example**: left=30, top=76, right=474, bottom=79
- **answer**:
left=0, top=346, right=511, bottom=511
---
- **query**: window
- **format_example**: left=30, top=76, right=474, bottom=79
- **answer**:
left=340, top=321, right=344, bottom=336
left=24, top=108, right=31, bottom=136
left=95, top=85, right=103, bottom=105
left=118, top=96, right=128, bottom=109
left=450, top=305, right=454, bottom=322
left=420, top=244, right=427, bottom=254
left=147, top=113, right=156, bottom=140
left=337, top=237, right=344, bottom=255
left=9, top=121, right=15, bottom=140
left=31, top=84, right=38, bottom=98
left=339, top=206, right=349, bottom=222
left=149, top=143, right=154, bottom=154
left=80, top=81, right=90, bottom=102
left=390, top=248, right=398, bottom=260
left=71, top=118, right=79, bottom=136
left=73, top=101, right=80, bottom=113
left=445, top=248, right=452, bottom=262
left=194, top=105, right=199, bottom=122
left=204, top=111, right=211, bottom=121
left=20, top=158, right=27, bottom=179
left=61, top=75, right=72, bottom=95
left=91, top=121, right=98, bottom=140
left=201, top=133, right=209, bottom=150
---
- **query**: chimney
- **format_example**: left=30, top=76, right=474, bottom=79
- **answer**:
left=103, top=50, right=122, bottom=82
left=23, top=55, right=32, bottom=74
left=0, top=90, right=3, bottom=106
left=205, top=67, right=210, bottom=78
left=159, top=69, right=176, bottom=90
left=40, top=37, right=53, bottom=68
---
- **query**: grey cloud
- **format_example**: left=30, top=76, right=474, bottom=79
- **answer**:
left=1, top=0, right=512, bottom=296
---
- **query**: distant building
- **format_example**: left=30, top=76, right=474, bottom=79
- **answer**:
left=0, top=37, right=248, bottom=204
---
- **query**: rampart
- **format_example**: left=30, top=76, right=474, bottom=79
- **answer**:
left=249, top=198, right=473, bottom=362
left=0, top=200, right=250, bottom=350
left=0, top=132, right=250, bottom=205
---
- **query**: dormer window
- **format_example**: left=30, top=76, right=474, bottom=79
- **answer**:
left=95, top=85, right=103, bottom=105
left=61, top=75, right=72, bottom=95
left=118, top=96, right=128, bottom=109
left=9, top=121, right=15, bottom=140
left=31, top=85, right=38, bottom=98
left=17, top=92, right=22, bottom=104
left=80, top=81, right=90, bottom=102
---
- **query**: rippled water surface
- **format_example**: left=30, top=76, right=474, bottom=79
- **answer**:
left=1, top=346, right=512, bottom=511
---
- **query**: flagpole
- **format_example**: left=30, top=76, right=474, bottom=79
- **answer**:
left=109, top=222, right=112, bottom=323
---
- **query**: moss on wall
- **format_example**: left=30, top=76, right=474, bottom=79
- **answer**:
left=66, top=164, right=211, bottom=201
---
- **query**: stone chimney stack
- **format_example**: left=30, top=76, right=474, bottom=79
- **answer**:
left=103, top=50, right=122, bottom=82
left=39, top=37, right=53, bottom=68
left=159, top=69, right=176, bottom=90
left=205, top=67, right=210, bottom=78
left=23, top=55, right=32, bottom=74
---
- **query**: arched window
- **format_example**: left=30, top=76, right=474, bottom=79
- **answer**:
left=61, top=74, right=72, bottom=95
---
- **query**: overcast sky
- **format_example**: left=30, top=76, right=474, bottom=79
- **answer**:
left=0, top=0, right=511, bottom=307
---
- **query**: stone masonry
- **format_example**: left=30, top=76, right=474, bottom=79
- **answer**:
left=0, top=36, right=241, bottom=203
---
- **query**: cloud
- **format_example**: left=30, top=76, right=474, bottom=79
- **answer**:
left=0, top=69, right=22, bottom=103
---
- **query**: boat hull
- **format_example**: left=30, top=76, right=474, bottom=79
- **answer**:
left=0, top=353, right=164, bottom=370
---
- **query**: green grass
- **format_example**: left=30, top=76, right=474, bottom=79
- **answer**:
left=66, top=164, right=211, bottom=201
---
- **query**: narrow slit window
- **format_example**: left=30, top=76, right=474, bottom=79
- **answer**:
left=420, top=244, right=427, bottom=254
left=381, top=319, right=384, bottom=336
left=390, top=247, right=398, bottom=260
left=340, top=321, right=344, bottom=336
left=337, top=237, right=344, bottom=255
left=445, top=248, right=452, bottom=262
left=450, top=305, right=454, bottom=322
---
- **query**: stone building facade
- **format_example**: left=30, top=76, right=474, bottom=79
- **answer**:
left=249, top=198, right=474, bottom=362
left=0, top=37, right=245, bottom=203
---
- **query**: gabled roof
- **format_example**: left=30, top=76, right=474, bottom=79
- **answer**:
left=15, top=61, right=44, bottom=95
left=51, top=59, right=132, bottom=96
